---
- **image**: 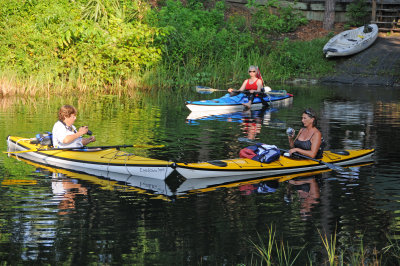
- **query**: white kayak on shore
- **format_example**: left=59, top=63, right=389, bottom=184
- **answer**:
left=323, top=24, right=379, bottom=58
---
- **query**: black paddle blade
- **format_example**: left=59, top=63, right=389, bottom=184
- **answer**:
left=324, top=162, right=351, bottom=173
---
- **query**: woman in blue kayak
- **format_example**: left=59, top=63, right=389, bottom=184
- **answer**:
left=52, top=105, right=96, bottom=148
left=228, top=65, right=264, bottom=109
left=288, top=108, right=323, bottom=159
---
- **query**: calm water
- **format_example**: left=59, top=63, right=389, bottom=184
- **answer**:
left=1, top=84, right=400, bottom=264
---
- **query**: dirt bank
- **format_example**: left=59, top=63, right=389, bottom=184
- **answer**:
left=320, top=35, right=400, bottom=87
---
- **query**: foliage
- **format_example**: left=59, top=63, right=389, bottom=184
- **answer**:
left=264, top=38, right=335, bottom=82
left=0, top=0, right=334, bottom=95
left=251, top=0, right=308, bottom=36
left=346, top=0, right=370, bottom=27
left=0, top=0, right=165, bottom=89
left=153, top=0, right=253, bottom=66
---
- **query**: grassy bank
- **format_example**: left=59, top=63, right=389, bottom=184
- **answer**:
left=0, top=0, right=335, bottom=97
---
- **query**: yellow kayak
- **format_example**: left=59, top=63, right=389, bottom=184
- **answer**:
left=7, top=151, right=373, bottom=200
left=7, top=136, right=174, bottom=179
left=174, top=149, right=374, bottom=179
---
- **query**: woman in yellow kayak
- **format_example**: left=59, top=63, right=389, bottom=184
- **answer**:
left=288, top=108, right=323, bottom=159
left=228, top=65, right=264, bottom=109
left=52, top=105, right=96, bottom=148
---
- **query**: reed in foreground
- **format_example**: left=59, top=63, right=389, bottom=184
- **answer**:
left=250, top=225, right=400, bottom=265
left=249, top=225, right=303, bottom=265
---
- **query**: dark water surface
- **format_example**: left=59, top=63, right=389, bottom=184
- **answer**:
left=1, top=85, right=400, bottom=264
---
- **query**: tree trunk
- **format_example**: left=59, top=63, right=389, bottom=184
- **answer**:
left=323, top=0, right=336, bottom=30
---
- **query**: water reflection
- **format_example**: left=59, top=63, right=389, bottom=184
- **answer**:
left=186, top=107, right=287, bottom=141
left=32, top=164, right=176, bottom=199
left=286, top=176, right=321, bottom=219
left=2, top=85, right=400, bottom=264
left=239, top=180, right=278, bottom=195
left=51, top=172, right=88, bottom=215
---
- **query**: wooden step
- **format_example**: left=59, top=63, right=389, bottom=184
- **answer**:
left=377, top=3, right=400, bottom=5
left=377, top=9, right=400, bottom=12
left=372, top=21, right=399, bottom=24
left=379, top=27, right=400, bottom=32
left=377, top=15, right=399, bottom=18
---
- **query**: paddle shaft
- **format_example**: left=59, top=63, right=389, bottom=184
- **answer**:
left=196, top=86, right=287, bottom=96
left=200, top=88, right=229, bottom=92
left=5, top=144, right=164, bottom=154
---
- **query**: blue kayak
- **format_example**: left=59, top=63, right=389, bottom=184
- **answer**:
left=186, top=91, right=293, bottom=112
left=187, top=108, right=275, bottom=123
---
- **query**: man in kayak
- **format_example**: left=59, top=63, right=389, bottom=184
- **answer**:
left=52, top=105, right=96, bottom=148
left=228, top=65, right=264, bottom=109
left=287, top=108, right=323, bottom=159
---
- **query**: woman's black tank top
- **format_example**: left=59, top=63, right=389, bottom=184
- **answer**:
left=294, top=130, right=324, bottom=159
left=294, top=139, right=312, bottom=150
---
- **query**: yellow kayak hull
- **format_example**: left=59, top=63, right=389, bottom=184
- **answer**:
left=7, top=136, right=174, bottom=179
left=175, top=149, right=375, bottom=179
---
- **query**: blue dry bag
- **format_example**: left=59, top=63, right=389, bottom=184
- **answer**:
left=239, top=143, right=280, bottom=163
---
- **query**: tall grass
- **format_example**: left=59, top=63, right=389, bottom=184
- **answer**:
left=143, top=37, right=334, bottom=93
left=250, top=226, right=400, bottom=265
left=318, top=227, right=337, bottom=265
left=1, top=35, right=334, bottom=97
left=250, top=230, right=275, bottom=265
left=250, top=225, right=303, bottom=265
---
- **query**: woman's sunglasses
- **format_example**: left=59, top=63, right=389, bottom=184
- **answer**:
left=304, top=109, right=315, bottom=117
left=249, top=70, right=256, bottom=73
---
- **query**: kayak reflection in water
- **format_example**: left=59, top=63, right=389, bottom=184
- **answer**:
left=286, top=176, right=321, bottom=219
left=52, top=172, right=87, bottom=215
left=228, top=65, right=269, bottom=109
left=241, top=106, right=273, bottom=140
left=241, top=110, right=262, bottom=140
left=239, top=180, right=279, bottom=195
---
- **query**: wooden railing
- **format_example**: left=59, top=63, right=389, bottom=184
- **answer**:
left=371, top=0, right=400, bottom=32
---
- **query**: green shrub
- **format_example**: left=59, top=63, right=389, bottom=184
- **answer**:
left=153, top=0, right=254, bottom=66
left=251, top=0, right=308, bottom=36
left=347, top=0, right=370, bottom=27
left=0, top=0, right=165, bottom=87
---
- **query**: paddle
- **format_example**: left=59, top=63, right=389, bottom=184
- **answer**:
left=4, top=144, right=165, bottom=154
left=237, top=137, right=350, bottom=174
left=196, top=86, right=288, bottom=96
left=195, top=86, right=236, bottom=94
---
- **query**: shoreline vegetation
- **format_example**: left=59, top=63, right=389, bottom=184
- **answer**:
left=0, top=0, right=336, bottom=98
left=250, top=225, right=400, bottom=265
